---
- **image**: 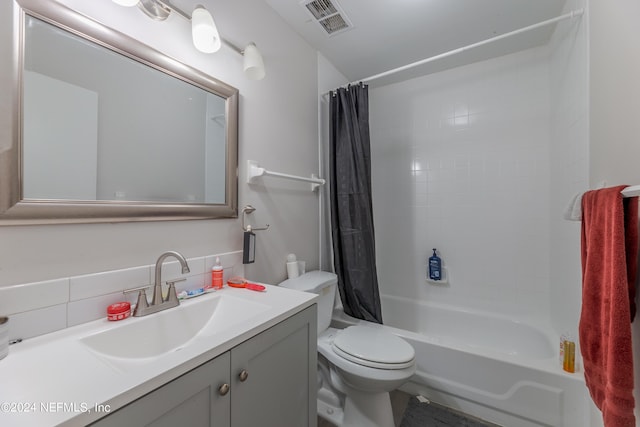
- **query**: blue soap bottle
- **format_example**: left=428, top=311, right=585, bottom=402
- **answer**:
left=429, top=248, right=442, bottom=281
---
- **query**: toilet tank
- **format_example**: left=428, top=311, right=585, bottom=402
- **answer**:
left=279, top=271, right=337, bottom=334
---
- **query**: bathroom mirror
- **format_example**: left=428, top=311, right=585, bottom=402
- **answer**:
left=0, top=0, right=238, bottom=224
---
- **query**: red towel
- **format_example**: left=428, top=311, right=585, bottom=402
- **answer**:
left=580, top=185, right=638, bottom=427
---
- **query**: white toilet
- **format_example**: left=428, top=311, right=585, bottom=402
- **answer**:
left=279, top=271, right=415, bottom=427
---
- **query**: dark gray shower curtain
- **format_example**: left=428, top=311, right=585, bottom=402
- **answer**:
left=329, top=84, right=383, bottom=324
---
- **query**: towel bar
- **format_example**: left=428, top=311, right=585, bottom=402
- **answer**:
left=247, top=160, right=325, bottom=191
left=621, top=185, right=640, bottom=198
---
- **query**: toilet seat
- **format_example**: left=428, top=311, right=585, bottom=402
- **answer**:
left=331, top=326, right=415, bottom=369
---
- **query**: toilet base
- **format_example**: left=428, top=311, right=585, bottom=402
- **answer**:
left=317, top=389, right=344, bottom=426
left=317, top=383, right=394, bottom=427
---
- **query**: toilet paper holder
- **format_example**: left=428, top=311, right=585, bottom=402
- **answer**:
left=241, top=205, right=269, bottom=232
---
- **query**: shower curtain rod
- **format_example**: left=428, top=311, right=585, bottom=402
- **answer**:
left=338, top=8, right=584, bottom=88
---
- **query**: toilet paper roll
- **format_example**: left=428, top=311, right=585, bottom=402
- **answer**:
left=0, top=317, right=8, bottom=360
left=286, top=261, right=299, bottom=279
left=286, top=253, right=299, bottom=279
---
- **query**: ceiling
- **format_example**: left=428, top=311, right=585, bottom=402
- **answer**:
left=265, top=0, right=569, bottom=87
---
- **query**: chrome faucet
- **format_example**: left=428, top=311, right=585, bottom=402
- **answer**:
left=125, top=251, right=191, bottom=317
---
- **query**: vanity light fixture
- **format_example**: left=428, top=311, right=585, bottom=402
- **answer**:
left=113, top=0, right=140, bottom=6
left=242, top=42, right=266, bottom=81
left=191, top=6, right=221, bottom=53
left=112, top=0, right=266, bottom=80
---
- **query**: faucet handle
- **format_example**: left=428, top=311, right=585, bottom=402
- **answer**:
left=123, top=285, right=152, bottom=295
left=123, top=286, right=151, bottom=316
left=165, top=279, right=185, bottom=306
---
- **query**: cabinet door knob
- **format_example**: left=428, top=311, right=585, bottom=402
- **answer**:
left=238, top=370, right=249, bottom=382
left=218, top=383, right=230, bottom=396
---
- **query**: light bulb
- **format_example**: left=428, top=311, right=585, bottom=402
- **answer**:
left=112, top=0, right=139, bottom=7
left=243, top=43, right=265, bottom=80
left=191, top=7, right=221, bottom=53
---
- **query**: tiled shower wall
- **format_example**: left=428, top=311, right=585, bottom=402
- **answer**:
left=369, top=47, right=555, bottom=318
left=369, top=3, right=588, bottom=324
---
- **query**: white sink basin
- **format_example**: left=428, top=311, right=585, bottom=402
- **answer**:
left=80, top=293, right=269, bottom=363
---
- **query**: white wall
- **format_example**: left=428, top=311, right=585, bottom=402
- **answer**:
left=589, top=0, right=640, bottom=188
left=369, top=46, right=553, bottom=318
left=0, top=0, right=321, bottom=287
left=548, top=0, right=589, bottom=354
left=23, top=71, right=98, bottom=200
left=589, top=0, right=640, bottom=424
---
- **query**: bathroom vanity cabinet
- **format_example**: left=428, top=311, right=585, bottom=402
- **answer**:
left=90, top=306, right=317, bottom=427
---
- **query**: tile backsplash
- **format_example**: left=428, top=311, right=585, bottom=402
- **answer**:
left=0, top=251, right=244, bottom=341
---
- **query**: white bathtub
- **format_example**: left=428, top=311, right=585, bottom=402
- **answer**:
left=332, top=294, right=590, bottom=427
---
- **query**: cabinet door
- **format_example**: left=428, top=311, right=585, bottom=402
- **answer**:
left=91, top=352, right=231, bottom=427
left=231, top=305, right=317, bottom=427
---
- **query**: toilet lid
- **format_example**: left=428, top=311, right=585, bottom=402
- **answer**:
left=332, top=326, right=415, bottom=369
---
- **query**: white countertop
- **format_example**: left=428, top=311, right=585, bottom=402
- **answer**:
left=0, top=284, right=316, bottom=427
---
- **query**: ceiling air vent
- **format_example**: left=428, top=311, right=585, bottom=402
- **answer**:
left=305, top=0, right=337, bottom=19
left=301, top=0, right=353, bottom=36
